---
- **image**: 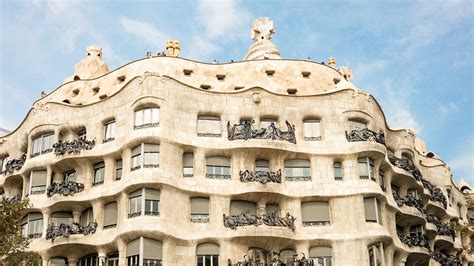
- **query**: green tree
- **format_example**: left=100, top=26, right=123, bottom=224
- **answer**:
left=0, top=196, right=41, bottom=265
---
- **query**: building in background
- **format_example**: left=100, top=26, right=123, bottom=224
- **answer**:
left=0, top=17, right=471, bottom=266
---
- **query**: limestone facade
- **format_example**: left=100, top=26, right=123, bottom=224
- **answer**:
left=0, top=20, right=471, bottom=266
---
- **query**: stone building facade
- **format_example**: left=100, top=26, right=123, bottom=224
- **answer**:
left=0, top=18, right=472, bottom=266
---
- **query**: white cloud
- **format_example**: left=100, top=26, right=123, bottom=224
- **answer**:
left=119, top=17, right=169, bottom=48
left=197, top=0, right=250, bottom=39
left=439, top=102, right=459, bottom=117
left=186, top=35, right=221, bottom=61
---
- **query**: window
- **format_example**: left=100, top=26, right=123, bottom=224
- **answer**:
left=333, top=162, right=342, bottom=180
left=197, top=116, right=221, bottom=137
left=183, top=153, right=194, bottom=177
left=348, top=119, right=367, bottom=132
left=50, top=211, right=73, bottom=225
left=255, top=159, right=269, bottom=173
left=191, top=197, right=210, bottom=223
left=104, top=120, right=116, bottom=142
left=379, top=170, right=386, bottom=191
left=206, top=156, right=231, bottom=179
left=30, top=169, right=47, bottom=194
left=279, top=250, right=296, bottom=264
left=284, top=159, right=311, bottom=181
left=368, top=243, right=385, bottom=266
left=230, top=200, right=257, bottom=216
left=301, top=201, right=330, bottom=226
left=20, top=213, right=43, bottom=239
left=364, top=197, right=382, bottom=224
left=260, top=118, right=277, bottom=129
left=131, top=143, right=160, bottom=170
left=107, top=252, right=119, bottom=266
left=304, top=120, right=321, bottom=141
left=80, top=207, right=94, bottom=227
left=77, top=128, right=87, bottom=140
left=63, top=170, right=76, bottom=182
left=115, top=160, right=122, bottom=180
left=79, top=253, right=98, bottom=266
left=358, top=157, right=375, bottom=180
left=410, top=225, right=423, bottom=237
left=104, top=202, right=118, bottom=229
left=31, top=132, right=54, bottom=157
left=93, top=162, right=105, bottom=185
left=128, top=188, right=160, bottom=218
left=0, top=155, right=9, bottom=173
left=134, top=108, right=160, bottom=129
left=126, top=237, right=163, bottom=266
left=51, top=257, right=68, bottom=266
left=309, top=246, right=332, bottom=266
left=407, top=189, right=419, bottom=199
left=196, top=243, right=219, bottom=266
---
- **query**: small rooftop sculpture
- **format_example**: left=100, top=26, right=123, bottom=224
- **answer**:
left=243, top=17, right=281, bottom=60
left=71, top=44, right=109, bottom=80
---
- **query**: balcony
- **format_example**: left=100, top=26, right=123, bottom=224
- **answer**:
left=426, top=214, right=456, bottom=240
left=429, top=188, right=448, bottom=209
left=206, top=173, right=231, bottom=180
left=239, top=169, right=281, bottom=184
left=223, top=209, right=296, bottom=230
left=45, top=221, right=97, bottom=241
left=388, top=154, right=422, bottom=181
left=231, top=252, right=312, bottom=266
left=1, top=154, right=26, bottom=175
left=431, top=252, right=461, bottom=266
left=190, top=214, right=209, bottom=223
left=47, top=180, right=85, bottom=197
left=134, top=122, right=159, bottom=130
left=397, top=231, right=430, bottom=249
left=392, top=190, right=426, bottom=215
left=345, top=128, right=385, bottom=145
left=53, top=138, right=95, bottom=156
left=227, top=120, right=296, bottom=144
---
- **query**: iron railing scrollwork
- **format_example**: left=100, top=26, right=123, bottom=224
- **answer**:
left=232, top=252, right=314, bottom=266
left=431, top=252, right=461, bottom=266
left=190, top=214, right=210, bottom=223
left=47, top=180, right=85, bottom=197
left=397, top=231, right=430, bottom=249
left=2, top=154, right=26, bottom=175
left=134, top=122, right=159, bottom=130
left=429, top=188, right=448, bottom=209
left=206, top=174, right=231, bottom=180
left=426, top=214, right=456, bottom=240
left=46, top=221, right=97, bottom=241
left=239, top=169, right=281, bottom=184
left=227, top=120, right=296, bottom=144
left=53, top=138, right=95, bottom=156
left=223, top=209, right=296, bottom=230
left=392, top=190, right=426, bottom=215
left=346, top=128, right=385, bottom=145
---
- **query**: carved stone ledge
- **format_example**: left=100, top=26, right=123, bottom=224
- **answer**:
left=46, top=221, right=97, bottom=241
left=223, top=209, right=296, bottom=230
left=134, top=122, right=159, bottom=130
left=239, top=169, right=281, bottom=184
left=53, top=139, right=95, bottom=156
left=47, top=180, right=85, bottom=197
left=346, top=128, right=385, bottom=145
left=227, top=120, right=296, bottom=144
left=2, top=154, right=26, bottom=175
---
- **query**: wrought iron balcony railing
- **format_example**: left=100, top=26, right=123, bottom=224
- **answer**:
left=134, top=122, right=159, bottom=130
left=392, top=190, right=426, bottom=215
left=232, top=252, right=313, bottom=266
left=1, top=154, right=26, bottom=175
left=53, top=138, right=95, bottom=156
left=429, top=188, right=448, bottom=209
left=426, top=214, right=456, bottom=239
left=103, top=137, right=115, bottom=143
left=206, top=173, right=231, bottom=180
left=190, top=214, right=210, bottom=223
left=387, top=154, right=422, bottom=181
left=227, top=120, right=296, bottom=144
left=47, top=180, right=85, bottom=197
left=103, top=224, right=117, bottom=230
left=46, top=221, right=97, bottom=241
left=346, top=128, right=385, bottom=145
left=431, top=252, right=461, bottom=266
left=286, top=175, right=312, bottom=181
left=397, top=231, right=430, bottom=249
left=223, top=209, right=296, bottom=230
left=239, top=169, right=281, bottom=184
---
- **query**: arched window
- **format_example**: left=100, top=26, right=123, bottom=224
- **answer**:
left=103, top=202, right=118, bottom=229
left=134, top=108, right=160, bottom=129
left=93, top=162, right=105, bottom=186
left=191, top=197, right=210, bottom=223
left=196, top=243, right=219, bottom=266
left=206, top=156, right=231, bottom=179
left=79, top=253, right=98, bottom=266
left=80, top=207, right=94, bottom=227
left=107, top=252, right=119, bottom=266
left=31, top=132, right=54, bottom=157
left=333, top=162, right=342, bottom=180
left=126, top=237, right=163, bottom=266
left=104, top=120, right=116, bottom=143
left=279, top=250, right=296, bottom=264
left=50, top=211, right=73, bottom=225
left=303, top=119, right=321, bottom=141
left=358, top=157, right=375, bottom=181
left=30, top=169, right=47, bottom=194
left=128, top=188, right=160, bottom=218
left=301, top=201, right=330, bottom=226
left=131, top=143, right=160, bottom=170
left=309, top=246, right=332, bottom=265
left=183, top=153, right=194, bottom=177
left=20, top=212, right=43, bottom=239
left=284, top=159, right=311, bottom=181
left=348, top=119, right=367, bottom=132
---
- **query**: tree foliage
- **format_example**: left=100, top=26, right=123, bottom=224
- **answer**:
left=455, top=197, right=473, bottom=259
left=0, top=196, right=41, bottom=265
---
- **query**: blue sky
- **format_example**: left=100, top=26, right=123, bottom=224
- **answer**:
left=0, top=0, right=472, bottom=185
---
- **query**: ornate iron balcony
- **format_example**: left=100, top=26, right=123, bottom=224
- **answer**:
left=1, top=154, right=26, bottom=175
left=223, top=209, right=296, bottom=230
left=47, top=180, right=84, bottom=197
left=239, top=169, right=281, bottom=184
left=397, top=231, right=430, bottom=249
left=46, top=221, right=97, bottom=241
left=429, top=188, right=448, bottom=209
left=286, top=175, right=311, bottom=181
left=232, top=252, right=313, bottom=266
left=387, top=154, right=422, bottom=181
left=103, top=224, right=117, bottom=230
left=426, top=214, right=456, bottom=239
left=227, top=120, right=296, bottom=144
left=431, top=252, right=461, bottom=266
left=206, top=173, right=231, bottom=179
left=346, top=128, right=385, bottom=145
left=53, top=138, right=95, bottom=156
left=190, top=214, right=210, bottom=223
left=392, top=190, right=426, bottom=215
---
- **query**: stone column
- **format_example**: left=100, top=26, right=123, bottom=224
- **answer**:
left=42, top=258, right=49, bottom=266
left=104, top=157, right=115, bottom=184
left=42, top=211, right=50, bottom=237
left=46, top=165, right=53, bottom=188
left=257, top=200, right=266, bottom=216
left=93, top=201, right=104, bottom=230
left=122, top=148, right=131, bottom=180
left=68, top=257, right=79, bottom=266
left=194, top=149, right=206, bottom=179
left=98, top=251, right=107, bottom=266
left=118, top=192, right=127, bottom=226
left=21, top=174, right=29, bottom=199
left=73, top=211, right=81, bottom=223
left=118, top=238, right=127, bottom=266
